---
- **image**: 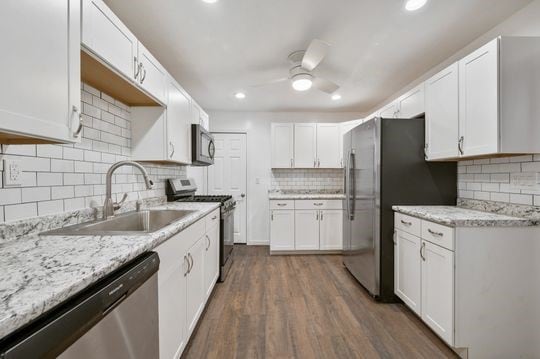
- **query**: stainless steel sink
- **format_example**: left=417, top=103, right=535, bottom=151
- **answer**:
left=41, top=209, right=196, bottom=236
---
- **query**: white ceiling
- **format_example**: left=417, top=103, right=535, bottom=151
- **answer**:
left=105, top=0, right=531, bottom=113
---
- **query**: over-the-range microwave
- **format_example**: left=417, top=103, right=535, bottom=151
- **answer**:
left=191, top=124, right=215, bottom=166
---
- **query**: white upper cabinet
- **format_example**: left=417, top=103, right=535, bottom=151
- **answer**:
left=316, top=123, right=341, bottom=168
left=191, top=101, right=210, bottom=130
left=294, top=123, right=318, bottom=168
left=458, top=39, right=499, bottom=157
left=82, top=0, right=137, bottom=80
left=425, top=63, right=460, bottom=160
left=271, top=123, right=294, bottom=168
left=137, top=42, right=167, bottom=104
left=397, top=83, right=425, bottom=119
left=379, top=101, right=399, bottom=118
left=167, top=77, right=192, bottom=164
left=0, top=0, right=81, bottom=144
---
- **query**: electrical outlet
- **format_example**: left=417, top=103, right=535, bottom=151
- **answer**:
left=3, top=159, right=23, bottom=187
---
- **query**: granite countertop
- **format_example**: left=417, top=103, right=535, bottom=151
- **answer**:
left=0, top=202, right=220, bottom=340
left=392, top=205, right=539, bottom=227
left=268, top=190, right=345, bottom=200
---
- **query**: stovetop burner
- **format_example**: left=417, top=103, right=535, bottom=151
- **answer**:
left=176, top=195, right=232, bottom=204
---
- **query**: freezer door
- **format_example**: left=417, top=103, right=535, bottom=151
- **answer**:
left=343, top=119, right=379, bottom=296
left=342, top=130, right=352, bottom=253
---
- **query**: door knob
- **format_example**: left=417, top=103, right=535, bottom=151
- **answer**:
left=240, top=193, right=246, bottom=198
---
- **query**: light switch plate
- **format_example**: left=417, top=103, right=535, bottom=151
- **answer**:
left=510, top=173, right=540, bottom=191
left=3, top=159, right=23, bottom=187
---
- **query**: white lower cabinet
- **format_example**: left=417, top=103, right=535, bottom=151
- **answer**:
left=270, top=200, right=343, bottom=252
left=295, top=210, right=320, bottom=250
left=421, top=240, right=454, bottom=345
left=319, top=210, right=343, bottom=250
left=270, top=209, right=295, bottom=251
left=155, top=209, right=220, bottom=359
left=394, top=230, right=421, bottom=315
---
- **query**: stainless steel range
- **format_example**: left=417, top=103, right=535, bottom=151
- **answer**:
left=166, top=178, right=235, bottom=282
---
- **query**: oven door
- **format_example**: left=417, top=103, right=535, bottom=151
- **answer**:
left=191, top=124, right=215, bottom=166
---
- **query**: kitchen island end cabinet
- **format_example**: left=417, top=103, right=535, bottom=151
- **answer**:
left=393, top=210, right=540, bottom=358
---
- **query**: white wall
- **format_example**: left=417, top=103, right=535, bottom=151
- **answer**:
left=208, top=111, right=361, bottom=245
left=370, top=0, right=540, bottom=114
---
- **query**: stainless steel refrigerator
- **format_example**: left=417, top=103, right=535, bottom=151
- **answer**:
left=342, top=117, right=456, bottom=302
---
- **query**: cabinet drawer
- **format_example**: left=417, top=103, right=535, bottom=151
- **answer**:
left=182, top=217, right=206, bottom=245
left=205, top=209, right=220, bottom=230
left=394, top=213, right=421, bottom=237
left=421, top=220, right=454, bottom=251
left=270, top=200, right=295, bottom=210
left=295, top=199, right=342, bottom=210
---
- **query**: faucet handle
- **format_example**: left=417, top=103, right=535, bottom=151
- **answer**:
left=113, top=193, right=128, bottom=210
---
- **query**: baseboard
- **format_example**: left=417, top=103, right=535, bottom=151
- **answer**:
left=270, top=250, right=342, bottom=255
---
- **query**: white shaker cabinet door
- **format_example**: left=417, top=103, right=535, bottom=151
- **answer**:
left=270, top=210, right=295, bottom=251
left=425, top=63, right=460, bottom=160
left=397, top=83, right=425, bottom=119
left=294, top=123, right=317, bottom=168
left=271, top=123, right=294, bottom=168
left=82, top=0, right=138, bottom=81
left=316, top=124, right=341, bottom=168
left=459, top=38, right=499, bottom=157
left=204, top=223, right=220, bottom=299
left=394, top=230, right=421, bottom=315
left=379, top=102, right=399, bottom=118
left=167, top=78, right=192, bottom=164
left=294, top=210, right=320, bottom=250
left=186, top=236, right=206, bottom=336
left=0, top=0, right=81, bottom=143
left=137, top=42, right=167, bottom=105
left=319, top=210, right=343, bottom=250
left=421, top=240, right=454, bottom=346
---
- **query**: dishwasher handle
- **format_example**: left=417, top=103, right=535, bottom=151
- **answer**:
left=0, top=252, right=160, bottom=359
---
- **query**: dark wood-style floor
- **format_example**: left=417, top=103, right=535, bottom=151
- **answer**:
left=182, top=246, right=457, bottom=359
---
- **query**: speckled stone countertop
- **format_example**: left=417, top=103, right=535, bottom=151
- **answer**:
left=268, top=190, right=345, bottom=200
left=0, top=201, right=220, bottom=340
left=392, top=205, right=539, bottom=227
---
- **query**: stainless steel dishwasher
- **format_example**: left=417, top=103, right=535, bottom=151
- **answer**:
left=0, top=252, right=160, bottom=359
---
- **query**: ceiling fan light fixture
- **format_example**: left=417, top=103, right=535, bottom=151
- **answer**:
left=291, top=74, right=313, bottom=92
left=234, top=92, right=246, bottom=99
left=331, top=94, right=342, bottom=101
left=404, top=0, right=427, bottom=11
left=201, top=0, right=219, bottom=3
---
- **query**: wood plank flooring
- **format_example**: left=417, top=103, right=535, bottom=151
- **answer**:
left=182, top=246, right=457, bottom=359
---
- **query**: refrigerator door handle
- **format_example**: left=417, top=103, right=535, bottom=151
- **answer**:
left=344, top=150, right=350, bottom=219
left=349, top=150, right=356, bottom=220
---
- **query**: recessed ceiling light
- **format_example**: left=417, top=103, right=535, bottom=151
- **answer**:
left=235, top=92, right=246, bottom=99
left=291, top=74, right=313, bottom=92
left=201, top=0, right=218, bottom=3
left=331, top=94, right=342, bottom=101
left=404, top=0, right=427, bottom=11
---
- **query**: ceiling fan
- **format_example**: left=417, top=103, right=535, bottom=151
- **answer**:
left=252, top=39, right=340, bottom=94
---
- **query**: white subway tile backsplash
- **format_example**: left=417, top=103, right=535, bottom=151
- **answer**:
left=37, top=145, right=63, bottom=159
left=64, top=173, right=84, bottom=185
left=5, top=203, right=37, bottom=221
left=64, top=197, right=85, bottom=212
left=0, top=188, right=21, bottom=205
left=37, top=173, right=63, bottom=186
left=459, top=155, right=540, bottom=207
left=51, top=159, right=74, bottom=173
left=38, top=200, right=64, bottom=216
left=63, top=147, right=84, bottom=161
left=22, top=187, right=50, bottom=203
left=51, top=186, right=75, bottom=200
left=3, top=145, right=36, bottom=156
left=271, top=169, right=343, bottom=191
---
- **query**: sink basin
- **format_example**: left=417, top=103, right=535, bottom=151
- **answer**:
left=41, top=209, right=196, bottom=236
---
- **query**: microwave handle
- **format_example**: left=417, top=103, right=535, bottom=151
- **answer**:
left=208, top=140, right=216, bottom=159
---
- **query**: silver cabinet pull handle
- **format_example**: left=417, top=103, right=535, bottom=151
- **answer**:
left=277, top=203, right=287, bottom=207
left=183, top=255, right=189, bottom=276
left=212, top=215, right=217, bottom=220
left=271, top=211, right=274, bottom=221
left=400, top=220, right=412, bottom=226
left=424, top=143, right=429, bottom=160
left=427, top=228, right=444, bottom=237
left=318, top=158, right=320, bottom=167
left=169, top=141, right=175, bottom=158
left=72, top=106, right=83, bottom=138
left=393, top=231, right=397, bottom=245
left=188, top=253, right=193, bottom=273
left=205, top=235, right=211, bottom=251
left=316, top=211, right=319, bottom=220
left=314, top=203, right=324, bottom=206
left=290, top=158, right=293, bottom=168
left=320, top=210, right=323, bottom=220
left=420, top=242, right=426, bottom=261
left=134, top=56, right=140, bottom=79
left=314, top=159, right=317, bottom=168
left=458, top=136, right=464, bottom=155
left=139, top=63, right=146, bottom=84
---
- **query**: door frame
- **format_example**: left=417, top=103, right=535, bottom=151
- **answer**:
left=210, top=131, right=249, bottom=244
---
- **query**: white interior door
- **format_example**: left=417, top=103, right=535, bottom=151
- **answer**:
left=208, top=133, right=247, bottom=244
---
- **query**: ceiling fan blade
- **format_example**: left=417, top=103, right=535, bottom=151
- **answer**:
left=250, top=77, right=289, bottom=88
left=302, top=39, right=330, bottom=71
left=313, top=77, right=339, bottom=94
